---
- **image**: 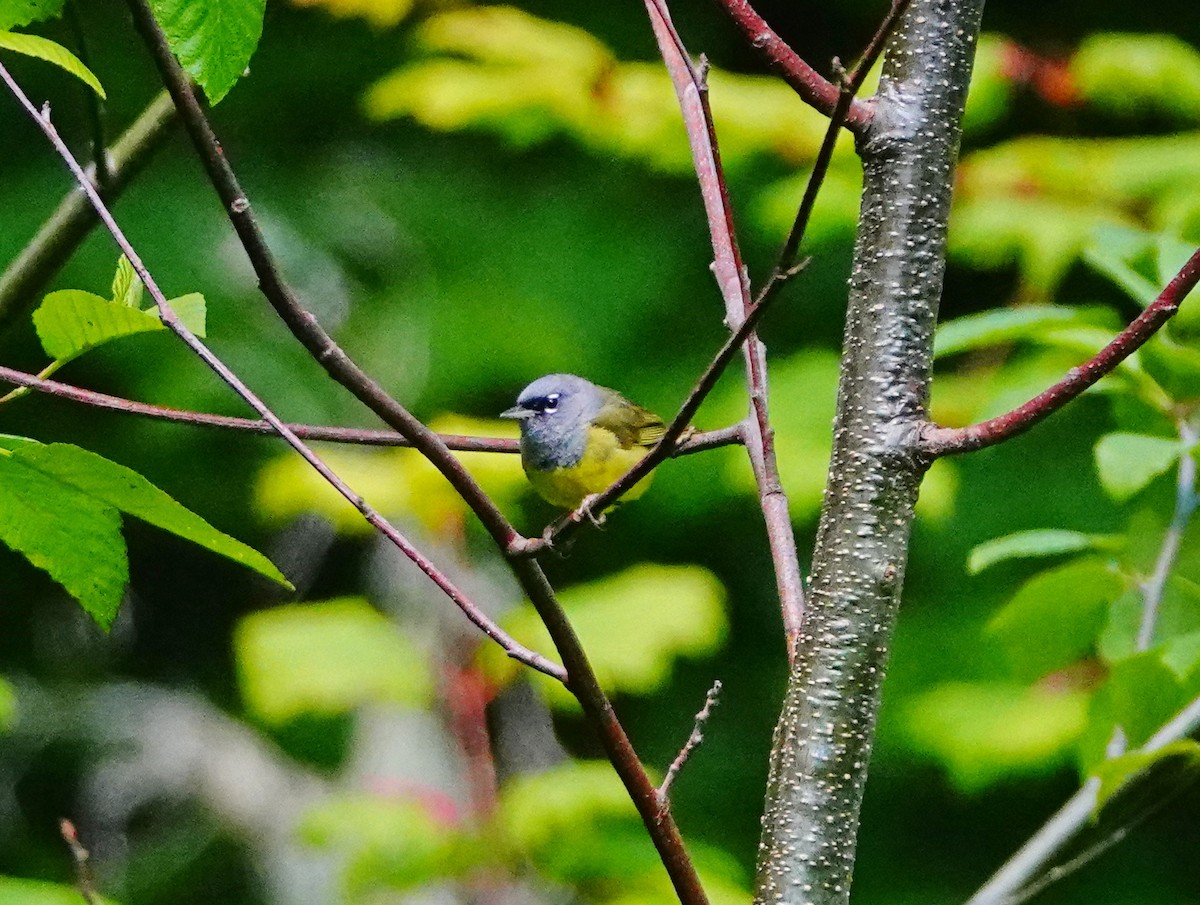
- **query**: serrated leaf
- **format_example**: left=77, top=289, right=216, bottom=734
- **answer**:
left=235, top=598, right=432, bottom=724
left=1092, top=740, right=1200, bottom=815
left=0, top=0, right=66, bottom=29
left=900, top=682, right=1089, bottom=792
left=988, top=558, right=1124, bottom=681
left=10, top=442, right=289, bottom=589
left=1094, top=432, right=1182, bottom=500
left=33, top=290, right=166, bottom=359
left=148, top=0, right=265, bottom=104
left=0, top=876, right=123, bottom=905
left=110, top=255, right=143, bottom=308
left=0, top=451, right=128, bottom=627
left=934, top=305, right=1119, bottom=359
left=0, top=31, right=104, bottom=97
left=967, top=529, right=1120, bottom=574
left=483, top=564, right=726, bottom=705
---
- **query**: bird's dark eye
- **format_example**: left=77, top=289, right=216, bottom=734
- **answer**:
left=541, top=393, right=560, bottom=414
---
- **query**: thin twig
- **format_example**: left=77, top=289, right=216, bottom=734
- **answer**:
left=755, top=0, right=913, bottom=306
left=1137, top=418, right=1199, bottom=651
left=0, top=62, right=565, bottom=686
left=642, top=0, right=807, bottom=654
left=657, top=680, right=722, bottom=812
left=122, top=3, right=709, bottom=897
left=0, top=364, right=743, bottom=456
left=0, top=90, right=177, bottom=329
left=965, top=693, right=1200, bottom=905
left=922, top=246, right=1200, bottom=457
left=59, top=819, right=100, bottom=905
left=711, top=0, right=872, bottom=132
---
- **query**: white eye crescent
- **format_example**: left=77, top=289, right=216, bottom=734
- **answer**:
left=543, top=393, right=560, bottom=414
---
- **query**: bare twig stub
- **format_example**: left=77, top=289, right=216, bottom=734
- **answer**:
left=59, top=819, right=100, bottom=905
left=657, top=680, right=723, bottom=812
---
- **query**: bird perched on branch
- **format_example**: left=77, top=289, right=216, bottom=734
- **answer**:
left=500, top=373, right=667, bottom=510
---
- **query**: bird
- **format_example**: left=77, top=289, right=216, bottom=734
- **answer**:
left=500, top=373, right=667, bottom=510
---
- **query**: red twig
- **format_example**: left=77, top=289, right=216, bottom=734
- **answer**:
left=0, top=62, right=565, bottom=686
left=922, top=245, right=1200, bottom=457
left=642, top=0, right=807, bottom=654
left=712, top=0, right=872, bottom=132
left=0, top=364, right=742, bottom=456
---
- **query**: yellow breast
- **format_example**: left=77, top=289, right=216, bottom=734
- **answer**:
left=525, top=426, right=654, bottom=509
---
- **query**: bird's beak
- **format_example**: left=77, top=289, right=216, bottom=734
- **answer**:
left=500, top=405, right=531, bottom=420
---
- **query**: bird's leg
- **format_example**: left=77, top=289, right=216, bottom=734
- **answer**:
left=577, top=494, right=607, bottom=529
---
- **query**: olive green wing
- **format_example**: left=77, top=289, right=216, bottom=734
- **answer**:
left=594, top=394, right=667, bottom=449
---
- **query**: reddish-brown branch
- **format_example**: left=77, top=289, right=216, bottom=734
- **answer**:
left=0, top=366, right=744, bottom=459
left=122, top=2, right=709, bottom=898
left=643, top=0, right=807, bottom=653
left=922, top=245, right=1200, bottom=457
left=712, top=0, right=872, bottom=131
left=657, top=680, right=722, bottom=811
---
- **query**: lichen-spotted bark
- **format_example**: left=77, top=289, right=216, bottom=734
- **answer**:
left=753, top=2, right=987, bottom=902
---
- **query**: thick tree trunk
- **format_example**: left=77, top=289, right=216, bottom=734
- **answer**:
left=753, top=2, right=987, bottom=902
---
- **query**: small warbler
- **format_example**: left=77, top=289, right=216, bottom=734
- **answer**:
left=500, top=373, right=666, bottom=509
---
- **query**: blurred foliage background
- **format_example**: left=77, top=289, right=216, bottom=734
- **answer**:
left=2, top=0, right=1200, bottom=903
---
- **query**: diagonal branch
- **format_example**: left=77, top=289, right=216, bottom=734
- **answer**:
left=121, top=2, right=709, bottom=899
left=712, top=0, right=872, bottom=132
left=921, top=245, right=1200, bottom=457
left=642, top=0, right=807, bottom=652
left=0, top=90, right=177, bottom=329
left=0, top=61, right=565, bottom=687
left=965, top=693, right=1200, bottom=905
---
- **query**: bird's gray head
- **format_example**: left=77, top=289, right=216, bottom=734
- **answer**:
left=500, top=373, right=605, bottom=470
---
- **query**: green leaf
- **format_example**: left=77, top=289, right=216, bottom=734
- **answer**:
left=299, top=796, right=482, bottom=893
left=1094, top=432, right=1182, bottom=500
left=1139, top=333, right=1200, bottom=402
left=4, top=443, right=290, bottom=618
left=485, top=564, right=726, bottom=705
left=1158, top=235, right=1200, bottom=338
left=110, top=255, right=143, bottom=308
left=0, top=0, right=66, bottom=29
left=34, top=289, right=168, bottom=359
left=934, top=305, right=1119, bottom=359
left=148, top=0, right=265, bottom=104
left=1083, top=223, right=1161, bottom=306
left=0, top=876, right=123, bottom=905
left=236, top=598, right=433, bottom=724
left=967, top=529, right=1121, bottom=574
left=900, top=682, right=1090, bottom=792
left=159, top=292, right=207, bottom=336
left=1100, top=578, right=1200, bottom=663
left=1104, top=652, right=1187, bottom=748
left=1092, top=740, right=1200, bottom=815
left=0, top=31, right=104, bottom=97
left=1072, top=34, right=1200, bottom=124
left=0, top=450, right=128, bottom=628
left=1162, top=631, right=1200, bottom=683
left=988, top=558, right=1124, bottom=681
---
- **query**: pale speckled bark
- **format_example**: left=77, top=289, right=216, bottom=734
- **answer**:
left=753, top=2, right=987, bottom=903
